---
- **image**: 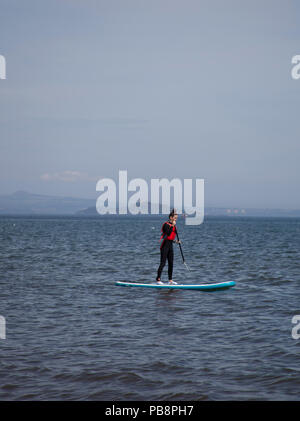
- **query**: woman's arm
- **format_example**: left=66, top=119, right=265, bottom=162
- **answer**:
left=162, top=222, right=173, bottom=236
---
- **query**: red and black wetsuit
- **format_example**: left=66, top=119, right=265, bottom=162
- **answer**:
left=156, top=220, right=176, bottom=281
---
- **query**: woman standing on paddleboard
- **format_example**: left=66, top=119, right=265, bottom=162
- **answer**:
left=156, top=209, right=180, bottom=285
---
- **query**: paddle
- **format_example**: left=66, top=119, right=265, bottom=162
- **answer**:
left=175, top=226, right=190, bottom=271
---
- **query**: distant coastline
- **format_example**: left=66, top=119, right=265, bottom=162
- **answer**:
left=0, top=191, right=300, bottom=217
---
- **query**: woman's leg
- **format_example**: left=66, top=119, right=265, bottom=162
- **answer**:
left=167, top=246, right=174, bottom=281
left=156, top=243, right=168, bottom=281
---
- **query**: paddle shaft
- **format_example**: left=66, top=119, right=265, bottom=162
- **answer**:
left=175, top=226, right=185, bottom=263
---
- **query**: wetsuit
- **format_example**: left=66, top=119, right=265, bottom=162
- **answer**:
left=156, top=221, right=176, bottom=281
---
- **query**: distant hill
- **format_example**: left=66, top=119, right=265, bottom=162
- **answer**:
left=1, top=191, right=300, bottom=217
left=0, top=191, right=95, bottom=215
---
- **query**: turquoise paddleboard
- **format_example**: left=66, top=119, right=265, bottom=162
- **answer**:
left=115, top=281, right=235, bottom=291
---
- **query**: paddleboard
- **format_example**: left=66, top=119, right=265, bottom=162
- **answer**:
left=115, top=280, right=235, bottom=291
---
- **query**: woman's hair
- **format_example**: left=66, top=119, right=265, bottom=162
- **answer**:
left=169, top=208, right=178, bottom=218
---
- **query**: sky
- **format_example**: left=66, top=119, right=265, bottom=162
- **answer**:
left=0, top=0, right=299, bottom=208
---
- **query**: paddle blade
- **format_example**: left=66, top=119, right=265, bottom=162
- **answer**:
left=183, top=261, right=191, bottom=271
